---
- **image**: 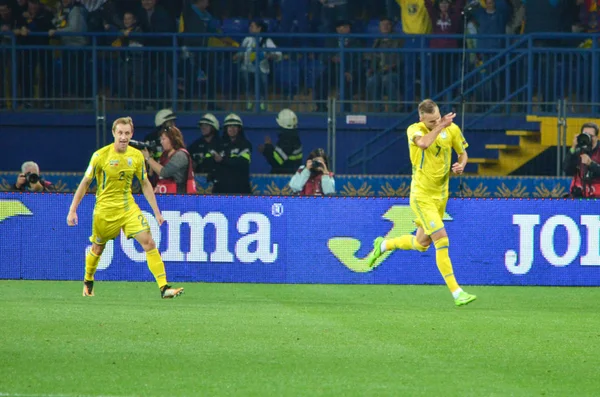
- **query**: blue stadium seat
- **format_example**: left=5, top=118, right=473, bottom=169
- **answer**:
left=222, top=18, right=250, bottom=35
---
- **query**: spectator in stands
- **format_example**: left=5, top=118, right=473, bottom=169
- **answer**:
left=86, top=0, right=121, bottom=46
left=0, top=1, right=25, bottom=42
left=108, top=11, right=145, bottom=107
left=213, top=113, right=253, bottom=194
left=278, top=0, right=310, bottom=46
left=311, top=0, right=348, bottom=33
left=473, top=0, right=510, bottom=103
left=523, top=0, right=572, bottom=109
left=563, top=122, right=600, bottom=198
left=396, top=0, right=433, bottom=106
left=143, top=126, right=197, bottom=194
left=12, top=161, right=55, bottom=192
left=0, top=0, right=25, bottom=109
left=505, top=0, right=524, bottom=33
left=425, top=0, right=464, bottom=100
left=259, top=108, right=303, bottom=174
left=234, top=19, right=282, bottom=111
left=314, top=19, right=362, bottom=112
left=188, top=113, right=222, bottom=183
left=137, top=0, right=176, bottom=109
left=179, top=0, right=221, bottom=110
left=289, top=148, right=335, bottom=195
left=50, top=0, right=89, bottom=100
left=365, top=17, right=403, bottom=112
left=137, top=0, right=175, bottom=45
left=18, top=0, right=54, bottom=108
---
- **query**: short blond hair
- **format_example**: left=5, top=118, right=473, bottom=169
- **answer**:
left=418, top=99, right=438, bottom=116
left=112, top=116, right=134, bottom=133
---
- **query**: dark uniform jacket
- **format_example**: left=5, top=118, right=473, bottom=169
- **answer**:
left=262, top=129, right=303, bottom=174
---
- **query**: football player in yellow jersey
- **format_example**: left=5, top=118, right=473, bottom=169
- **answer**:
left=367, top=99, right=476, bottom=306
left=67, top=117, right=184, bottom=299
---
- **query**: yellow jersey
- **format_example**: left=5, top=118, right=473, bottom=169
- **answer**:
left=397, top=0, right=432, bottom=34
left=407, top=122, right=468, bottom=199
left=84, top=144, right=147, bottom=220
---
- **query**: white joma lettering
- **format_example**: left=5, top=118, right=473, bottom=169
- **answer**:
left=505, top=214, right=600, bottom=275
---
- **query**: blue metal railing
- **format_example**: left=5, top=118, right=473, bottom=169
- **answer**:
left=1, top=32, right=598, bottom=114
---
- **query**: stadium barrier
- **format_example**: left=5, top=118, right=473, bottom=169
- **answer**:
left=1, top=193, right=598, bottom=286
left=1, top=32, right=598, bottom=114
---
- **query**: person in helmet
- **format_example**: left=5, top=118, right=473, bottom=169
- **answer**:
left=144, top=108, right=178, bottom=186
left=145, top=108, right=178, bottom=160
left=188, top=113, right=223, bottom=185
left=259, top=108, right=303, bottom=174
left=212, top=113, right=253, bottom=194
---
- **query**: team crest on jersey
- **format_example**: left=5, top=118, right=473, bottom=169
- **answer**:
left=109, top=159, right=119, bottom=167
left=127, top=158, right=133, bottom=166
left=440, top=130, right=448, bottom=139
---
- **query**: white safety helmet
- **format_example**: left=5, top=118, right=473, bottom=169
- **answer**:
left=198, top=113, right=220, bottom=131
left=276, top=108, right=298, bottom=129
left=223, top=113, right=243, bottom=128
left=154, top=108, right=177, bottom=127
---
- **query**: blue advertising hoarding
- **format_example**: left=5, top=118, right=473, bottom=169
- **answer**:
left=1, top=193, right=598, bottom=286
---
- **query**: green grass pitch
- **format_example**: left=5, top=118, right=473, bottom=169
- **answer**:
left=2, top=281, right=600, bottom=397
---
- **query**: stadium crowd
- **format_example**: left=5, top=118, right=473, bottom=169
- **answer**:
left=0, top=0, right=598, bottom=110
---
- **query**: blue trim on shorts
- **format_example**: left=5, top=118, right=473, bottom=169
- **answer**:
left=430, top=226, right=445, bottom=235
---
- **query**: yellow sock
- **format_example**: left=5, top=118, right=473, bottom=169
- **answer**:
left=434, top=237, right=460, bottom=293
left=84, top=251, right=101, bottom=281
left=385, top=235, right=429, bottom=252
left=146, top=248, right=168, bottom=289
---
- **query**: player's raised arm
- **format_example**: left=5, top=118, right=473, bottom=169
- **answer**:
left=140, top=177, right=164, bottom=226
left=414, top=112, right=455, bottom=150
left=67, top=175, right=92, bottom=226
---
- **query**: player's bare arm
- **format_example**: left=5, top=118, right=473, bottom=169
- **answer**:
left=414, top=112, right=456, bottom=150
left=67, top=175, right=93, bottom=226
left=452, top=151, right=468, bottom=175
left=140, top=177, right=164, bottom=226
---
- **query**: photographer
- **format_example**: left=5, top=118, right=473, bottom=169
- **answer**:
left=289, top=148, right=335, bottom=196
left=142, top=126, right=196, bottom=194
left=12, top=161, right=55, bottom=192
left=146, top=108, right=178, bottom=161
left=188, top=113, right=222, bottom=179
left=563, top=122, right=600, bottom=198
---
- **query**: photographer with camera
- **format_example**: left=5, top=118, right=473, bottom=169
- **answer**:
left=142, top=126, right=196, bottom=194
left=12, top=161, right=55, bottom=192
left=563, top=122, right=600, bottom=198
left=288, top=148, right=335, bottom=196
left=188, top=113, right=222, bottom=180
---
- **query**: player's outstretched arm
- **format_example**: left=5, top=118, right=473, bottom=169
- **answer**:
left=141, top=178, right=164, bottom=226
left=67, top=175, right=92, bottom=226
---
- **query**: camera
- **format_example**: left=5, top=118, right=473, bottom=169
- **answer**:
left=574, top=133, right=593, bottom=155
left=25, top=172, right=40, bottom=185
left=129, top=139, right=160, bottom=153
left=311, top=160, right=324, bottom=172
